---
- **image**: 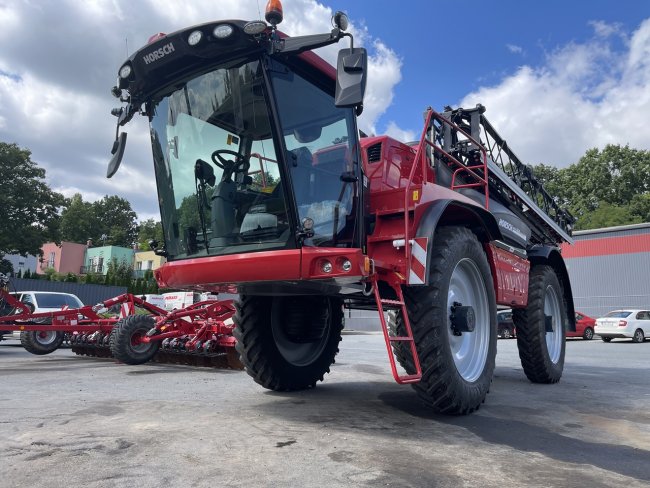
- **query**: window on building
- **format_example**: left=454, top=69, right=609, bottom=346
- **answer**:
left=47, top=252, right=55, bottom=268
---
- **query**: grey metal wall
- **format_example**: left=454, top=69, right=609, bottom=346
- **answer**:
left=566, top=252, right=650, bottom=318
left=7, top=278, right=127, bottom=306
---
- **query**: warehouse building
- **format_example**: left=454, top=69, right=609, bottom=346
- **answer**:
left=561, top=222, right=650, bottom=318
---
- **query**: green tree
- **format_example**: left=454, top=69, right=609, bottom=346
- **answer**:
left=629, top=194, right=650, bottom=223
left=43, top=267, right=57, bottom=281
left=94, top=195, right=138, bottom=247
left=576, top=202, right=642, bottom=230
left=60, top=193, right=95, bottom=244
left=137, top=219, right=164, bottom=250
left=105, top=258, right=134, bottom=288
left=63, top=273, right=78, bottom=283
left=0, top=258, right=14, bottom=275
left=60, top=193, right=139, bottom=247
left=532, top=145, right=650, bottom=230
left=0, top=142, right=65, bottom=256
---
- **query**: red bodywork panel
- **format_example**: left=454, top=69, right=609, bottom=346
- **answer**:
left=155, top=248, right=367, bottom=291
left=485, top=244, right=530, bottom=307
left=362, top=136, right=432, bottom=192
left=360, top=135, right=488, bottom=278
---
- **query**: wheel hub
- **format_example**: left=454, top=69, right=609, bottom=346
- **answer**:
left=450, top=302, right=476, bottom=335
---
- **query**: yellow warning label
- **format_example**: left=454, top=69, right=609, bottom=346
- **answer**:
left=413, top=190, right=419, bottom=201
left=227, top=134, right=233, bottom=145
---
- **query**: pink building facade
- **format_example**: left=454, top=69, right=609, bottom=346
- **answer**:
left=39, top=242, right=87, bottom=274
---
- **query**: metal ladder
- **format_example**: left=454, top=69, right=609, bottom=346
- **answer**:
left=371, top=275, right=422, bottom=384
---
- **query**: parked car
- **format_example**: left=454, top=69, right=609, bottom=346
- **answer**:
left=567, top=312, right=596, bottom=340
left=595, top=310, right=650, bottom=343
left=7, top=291, right=84, bottom=338
left=497, top=309, right=516, bottom=339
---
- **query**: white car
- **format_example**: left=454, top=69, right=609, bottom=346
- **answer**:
left=8, top=291, right=84, bottom=336
left=595, top=310, right=650, bottom=343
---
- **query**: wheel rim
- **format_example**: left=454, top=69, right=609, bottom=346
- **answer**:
left=271, top=299, right=331, bottom=367
left=36, top=330, right=57, bottom=345
left=447, top=258, right=490, bottom=382
left=129, top=330, right=152, bottom=353
left=635, top=330, right=643, bottom=342
left=544, top=285, right=562, bottom=363
left=585, top=328, right=593, bottom=340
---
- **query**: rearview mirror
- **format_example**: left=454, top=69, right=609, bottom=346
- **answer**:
left=107, top=132, right=127, bottom=178
left=335, top=47, right=367, bottom=110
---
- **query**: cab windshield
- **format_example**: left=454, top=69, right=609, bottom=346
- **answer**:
left=150, top=58, right=359, bottom=260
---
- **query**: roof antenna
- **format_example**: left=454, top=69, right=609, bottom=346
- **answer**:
left=256, top=0, right=262, bottom=20
left=125, top=37, right=129, bottom=57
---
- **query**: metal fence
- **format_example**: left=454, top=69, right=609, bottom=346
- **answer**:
left=7, top=278, right=126, bottom=306
left=572, top=295, right=650, bottom=320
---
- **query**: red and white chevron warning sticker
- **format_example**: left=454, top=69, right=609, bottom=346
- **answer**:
left=408, top=237, right=428, bottom=285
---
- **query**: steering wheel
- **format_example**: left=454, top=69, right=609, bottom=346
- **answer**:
left=211, top=149, right=250, bottom=174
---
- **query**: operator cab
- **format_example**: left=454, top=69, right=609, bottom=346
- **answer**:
left=149, top=58, right=359, bottom=260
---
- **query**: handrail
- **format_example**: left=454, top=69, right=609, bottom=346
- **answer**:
left=403, top=108, right=490, bottom=269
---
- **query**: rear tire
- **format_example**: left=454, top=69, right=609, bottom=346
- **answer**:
left=601, top=337, right=612, bottom=342
left=513, top=265, right=566, bottom=384
left=390, top=226, right=497, bottom=415
left=110, top=315, right=159, bottom=365
left=582, top=327, right=594, bottom=340
left=20, top=330, right=64, bottom=355
left=234, top=295, right=343, bottom=391
left=632, top=329, right=645, bottom=343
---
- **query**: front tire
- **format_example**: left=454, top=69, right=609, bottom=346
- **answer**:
left=583, top=327, right=594, bottom=340
left=110, top=315, right=159, bottom=365
left=390, top=226, right=497, bottom=415
left=601, top=337, right=612, bottom=342
left=513, top=265, right=566, bottom=384
left=20, top=330, right=64, bottom=355
left=234, top=295, right=343, bottom=391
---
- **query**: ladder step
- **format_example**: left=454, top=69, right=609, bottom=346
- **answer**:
left=395, top=373, right=422, bottom=385
left=371, top=276, right=422, bottom=384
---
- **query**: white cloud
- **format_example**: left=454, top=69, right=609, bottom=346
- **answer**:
left=384, top=121, right=416, bottom=143
left=0, top=0, right=404, bottom=218
left=589, top=20, right=622, bottom=38
left=357, top=40, right=403, bottom=136
left=506, top=44, right=523, bottom=54
left=461, top=19, right=650, bottom=167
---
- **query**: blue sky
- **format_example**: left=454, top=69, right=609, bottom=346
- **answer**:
left=0, top=0, right=649, bottom=220
left=329, top=0, right=649, bottom=142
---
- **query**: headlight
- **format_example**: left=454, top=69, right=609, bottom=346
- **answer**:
left=243, top=21, right=267, bottom=35
left=213, top=24, right=234, bottom=39
left=187, top=30, right=203, bottom=46
left=119, top=64, right=132, bottom=79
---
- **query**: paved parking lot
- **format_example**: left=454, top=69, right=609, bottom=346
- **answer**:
left=0, top=333, right=648, bottom=488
